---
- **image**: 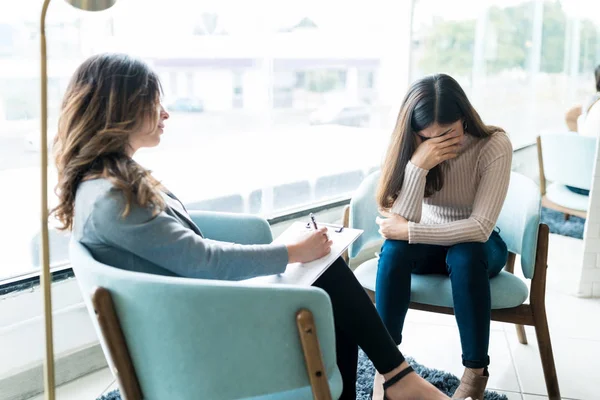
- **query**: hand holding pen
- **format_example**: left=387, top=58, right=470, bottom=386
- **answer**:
left=307, top=213, right=344, bottom=232
left=285, top=214, right=332, bottom=264
left=310, top=212, right=330, bottom=240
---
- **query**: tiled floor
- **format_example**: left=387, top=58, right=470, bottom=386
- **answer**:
left=28, top=234, right=599, bottom=399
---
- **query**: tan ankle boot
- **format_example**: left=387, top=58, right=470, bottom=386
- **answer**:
left=452, top=368, right=488, bottom=400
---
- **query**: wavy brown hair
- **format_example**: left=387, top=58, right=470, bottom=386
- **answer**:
left=377, top=74, right=503, bottom=209
left=52, top=53, right=165, bottom=230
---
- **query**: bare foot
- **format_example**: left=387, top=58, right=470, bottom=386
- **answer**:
left=383, top=361, right=449, bottom=400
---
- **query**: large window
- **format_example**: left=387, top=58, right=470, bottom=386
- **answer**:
left=0, top=0, right=412, bottom=282
left=411, top=0, right=600, bottom=150
left=6, top=0, right=596, bottom=284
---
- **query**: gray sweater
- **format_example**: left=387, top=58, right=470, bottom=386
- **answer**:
left=73, top=179, right=288, bottom=280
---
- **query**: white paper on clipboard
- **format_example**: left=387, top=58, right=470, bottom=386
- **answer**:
left=243, top=221, right=363, bottom=286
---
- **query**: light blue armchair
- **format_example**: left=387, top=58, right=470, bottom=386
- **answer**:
left=70, top=211, right=343, bottom=400
left=342, top=171, right=560, bottom=400
left=537, top=132, right=596, bottom=219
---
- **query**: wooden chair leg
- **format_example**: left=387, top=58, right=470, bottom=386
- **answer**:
left=296, top=309, right=332, bottom=400
left=341, top=205, right=350, bottom=264
left=533, top=309, right=561, bottom=400
left=564, top=213, right=570, bottom=221
left=515, top=324, right=528, bottom=344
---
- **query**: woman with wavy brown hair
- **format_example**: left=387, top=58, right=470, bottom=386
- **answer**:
left=52, top=53, right=463, bottom=400
left=374, top=74, right=513, bottom=400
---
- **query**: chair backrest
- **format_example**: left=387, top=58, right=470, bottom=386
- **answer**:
left=70, top=241, right=341, bottom=400
left=496, top=173, right=541, bottom=279
left=348, top=170, right=382, bottom=259
left=539, top=133, right=596, bottom=190
left=348, top=171, right=541, bottom=279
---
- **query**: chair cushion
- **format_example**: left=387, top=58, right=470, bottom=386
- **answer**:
left=546, top=183, right=589, bottom=212
left=354, top=258, right=529, bottom=309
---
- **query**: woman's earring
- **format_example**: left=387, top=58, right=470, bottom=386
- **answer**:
left=463, top=121, right=468, bottom=131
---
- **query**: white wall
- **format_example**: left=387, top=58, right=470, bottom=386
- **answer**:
left=580, top=137, right=600, bottom=297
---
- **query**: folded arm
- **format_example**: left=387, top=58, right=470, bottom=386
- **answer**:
left=408, top=142, right=512, bottom=246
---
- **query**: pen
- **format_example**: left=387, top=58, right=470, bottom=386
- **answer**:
left=304, top=221, right=344, bottom=233
left=309, top=213, right=318, bottom=230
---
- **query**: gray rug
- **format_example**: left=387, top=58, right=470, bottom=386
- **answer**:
left=540, top=207, right=585, bottom=239
left=97, top=350, right=508, bottom=400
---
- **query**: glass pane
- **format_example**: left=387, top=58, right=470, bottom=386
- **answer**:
left=0, top=0, right=412, bottom=282
left=411, top=0, right=600, bottom=149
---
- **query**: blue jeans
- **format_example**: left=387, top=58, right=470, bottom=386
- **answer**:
left=375, top=230, right=508, bottom=368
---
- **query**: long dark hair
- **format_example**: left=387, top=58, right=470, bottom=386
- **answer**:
left=595, top=64, right=600, bottom=92
left=377, top=74, right=502, bottom=209
left=52, top=53, right=165, bottom=230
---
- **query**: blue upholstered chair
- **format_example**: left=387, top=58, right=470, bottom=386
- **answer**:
left=342, top=171, right=560, bottom=399
left=537, top=133, right=596, bottom=219
left=70, top=211, right=343, bottom=400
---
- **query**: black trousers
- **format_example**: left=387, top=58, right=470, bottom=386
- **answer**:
left=313, top=258, right=405, bottom=399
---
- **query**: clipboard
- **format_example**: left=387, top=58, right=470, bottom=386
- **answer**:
left=243, top=221, right=363, bottom=286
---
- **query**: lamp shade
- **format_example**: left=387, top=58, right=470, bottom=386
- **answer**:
left=65, top=0, right=117, bottom=11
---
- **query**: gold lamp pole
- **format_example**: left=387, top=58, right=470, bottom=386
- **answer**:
left=40, top=1, right=116, bottom=399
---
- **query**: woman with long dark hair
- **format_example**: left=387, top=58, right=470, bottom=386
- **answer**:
left=53, top=54, right=464, bottom=400
left=374, top=74, right=512, bottom=400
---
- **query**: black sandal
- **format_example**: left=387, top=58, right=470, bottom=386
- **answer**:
left=383, top=365, right=414, bottom=400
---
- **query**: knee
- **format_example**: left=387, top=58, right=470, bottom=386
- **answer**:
left=447, top=243, right=489, bottom=281
left=380, top=239, right=411, bottom=257
left=377, top=240, right=412, bottom=275
left=379, top=240, right=412, bottom=265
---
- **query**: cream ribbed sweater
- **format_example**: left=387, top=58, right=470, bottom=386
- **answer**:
left=390, top=131, right=513, bottom=246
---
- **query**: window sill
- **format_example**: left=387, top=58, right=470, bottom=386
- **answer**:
left=0, top=264, right=73, bottom=297
left=0, top=278, right=104, bottom=398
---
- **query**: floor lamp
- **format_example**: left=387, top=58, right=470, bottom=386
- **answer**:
left=40, top=1, right=116, bottom=399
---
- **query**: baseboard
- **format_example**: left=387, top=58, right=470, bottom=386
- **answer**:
left=0, top=343, right=107, bottom=400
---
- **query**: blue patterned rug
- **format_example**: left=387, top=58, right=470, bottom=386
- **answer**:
left=98, top=350, right=508, bottom=400
left=541, top=207, right=585, bottom=239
